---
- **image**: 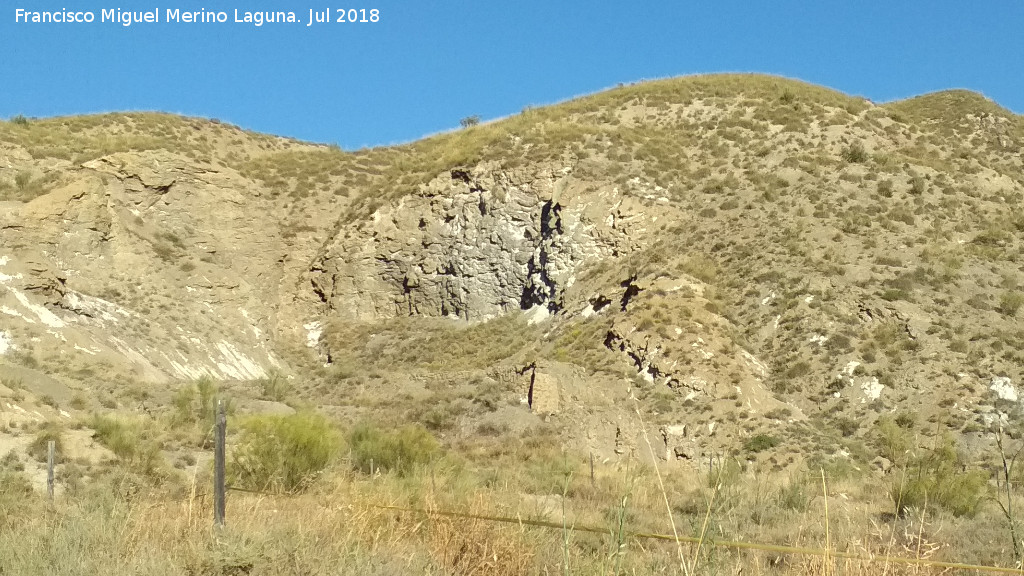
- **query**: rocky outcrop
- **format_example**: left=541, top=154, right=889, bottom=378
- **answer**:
left=310, top=162, right=628, bottom=321
left=604, top=321, right=706, bottom=393
left=661, top=425, right=701, bottom=462
left=0, top=150, right=289, bottom=384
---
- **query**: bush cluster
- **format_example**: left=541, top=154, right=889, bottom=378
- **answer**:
left=172, top=376, right=221, bottom=426
left=874, top=418, right=986, bottom=517
left=90, top=414, right=162, bottom=473
left=349, top=423, right=439, bottom=477
left=229, top=412, right=343, bottom=494
left=28, top=422, right=64, bottom=463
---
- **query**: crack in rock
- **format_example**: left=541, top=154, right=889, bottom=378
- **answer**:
left=308, top=163, right=622, bottom=321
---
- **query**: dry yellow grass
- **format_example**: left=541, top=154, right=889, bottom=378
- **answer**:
left=0, top=457, right=1018, bottom=575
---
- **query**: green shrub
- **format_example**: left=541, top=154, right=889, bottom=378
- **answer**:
left=873, top=416, right=911, bottom=463
left=0, top=470, right=33, bottom=528
left=0, top=450, right=23, bottom=472
left=230, top=412, right=342, bottom=493
left=27, top=422, right=64, bottom=463
left=833, top=417, right=859, bottom=437
left=825, top=333, right=853, bottom=353
left=890, top=435, right=987, bottom=517
left=909, top=175, right=926, bottom=195
left=69, top=394, right=88, bottom=410
left=841, top=141, right=868, bottom=163
left=679, top=255, right=719, bottom=284
left=894, top=411, right=916, bottom=429
left=256, top=370, right=292, bottom=402
left=9, top=114, right=29, bottom=126
left=743, top=434, right=780, bottom=453
left=171, top=384, right=197, bottom=425
left=349, top=423, right=439, bottom=477
left=878, top=419, right=986, bottom=517
left=14, top=172, right=32, bottom=190
left=777, top=472, right=817, bottom=512
left=90, top=414, right=161, bottom=473
left=171, top=376, right=223, bottom=426
left=418, top=405, right=461, bottom=432
left=999, top=291, right=1024, bottom=317
left=782, top=361, right=811, bottom=379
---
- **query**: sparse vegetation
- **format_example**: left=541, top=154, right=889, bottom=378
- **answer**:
left=229, top=411, right=343, bottom=493
left=90, top=414, right=162, bottom=473
left=1, top=73, right=1023, bottom=572
left=841, top=141, right=869, bottom=163
left=999, top=291, right=1023, bottom=316
left=255, top=370, right=292, bottom=402
left=349, top=423, right=440, bottom=476
left=27, top=422, right=64, bottom=463
left=743, top=433, right=780, bottom=452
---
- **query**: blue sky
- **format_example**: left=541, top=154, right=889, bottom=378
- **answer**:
left=3, top=1, right=1022, bottom=149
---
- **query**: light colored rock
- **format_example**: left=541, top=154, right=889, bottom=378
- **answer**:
left=861, top=377, right=883, bottom=402
left=991, top=376, right=1017, bottom=402
left=530, top=371, right=560, bottom=414
left=309, top=163, right=628, bottom=321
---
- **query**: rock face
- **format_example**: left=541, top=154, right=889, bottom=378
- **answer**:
left=310, top=162, right=621, bottom=321
left=0, top=150, right=290, bottom=384
left=661, top=425, right=700, bottom=462
left=1, top=147, right=650, bottom=386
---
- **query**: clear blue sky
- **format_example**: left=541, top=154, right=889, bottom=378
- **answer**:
left=3, top=1, right=1022, bottom=149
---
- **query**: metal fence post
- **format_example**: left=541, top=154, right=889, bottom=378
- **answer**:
left=214, top=399, right=226, bottom=528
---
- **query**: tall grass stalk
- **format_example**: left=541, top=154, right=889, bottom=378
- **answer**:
left=633, top=396, right=690, bottom=576
left=691, top=476, right=720, bottom=574
left=883, top=461, right=911, bottom=576
left=611, top=492, right=629, bottom=576
left=915, top=494, right=928, bottom=567
left=995, top=423, right=1023, bottom=566
left=822, top=469, right=832, bottom=576
left=561, top=470, right=574, bottom=576
left=609, top=460, right=634, bottom=576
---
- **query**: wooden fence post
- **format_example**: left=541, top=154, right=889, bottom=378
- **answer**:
left=47, top=440, right=55, bottom=501
left=214, top=399, right=226, bottom=528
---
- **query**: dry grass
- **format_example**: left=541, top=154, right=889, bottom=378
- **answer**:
left=0, top=460, right=1007, bottom=575
left=3, top=404, right=1022, bottom=576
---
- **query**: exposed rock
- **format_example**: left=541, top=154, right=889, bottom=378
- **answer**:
left=872, top=456, right=893, bottom=475
left=0, top=149, right=288, bottom=384
left=991, top=376, right=1018, bottom=403
left=661, top=424, right=701, bottom=462
left=1, top=79, right=1023, bottom=474
left=529, top=370, right=561, bottom=414
left=309, top=163, right=628, bottom=321
left=604, top=320, right=704, bottom=393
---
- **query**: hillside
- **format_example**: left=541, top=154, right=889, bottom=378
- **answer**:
left=2, top=74, right=1024, bottom=572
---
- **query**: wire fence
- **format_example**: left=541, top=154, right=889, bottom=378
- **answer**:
left=32, top=400, right=1018, bottom=574
left=215, top=481, right=1024, bottom=575
left=372, top=503, right=1024, bottom=575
